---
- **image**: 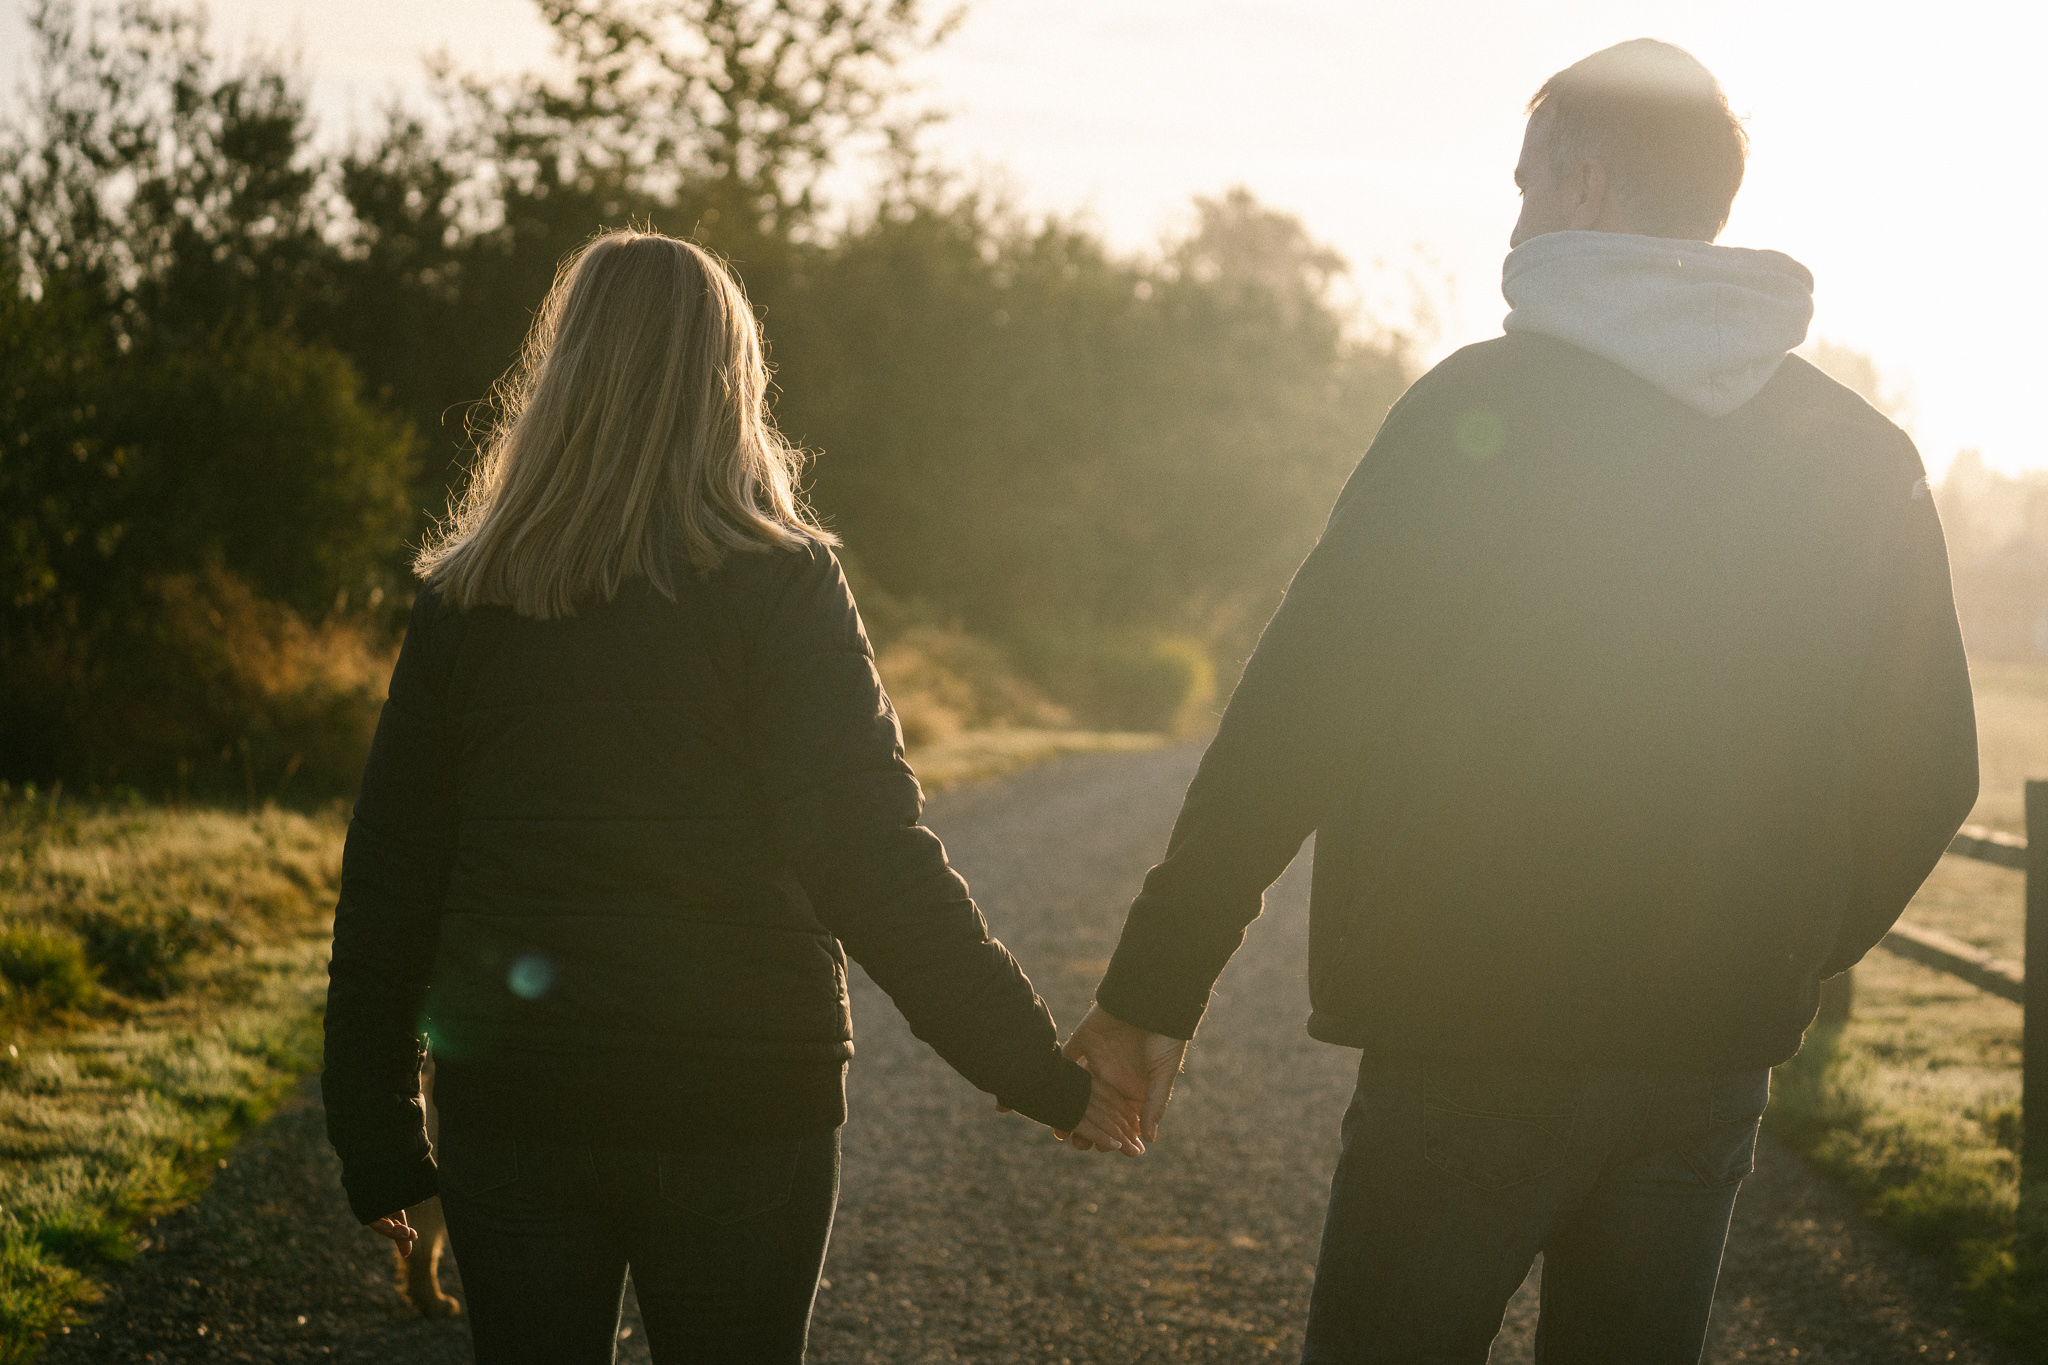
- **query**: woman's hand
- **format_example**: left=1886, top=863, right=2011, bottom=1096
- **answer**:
left=367, top=1210, right=418, bottom=1257
left=1056, top=1065, right=1146, bottom=1156
left=1059, top=1005, right=1188, bottom=1152
left=994, top=1065, right=1144, bottom=1155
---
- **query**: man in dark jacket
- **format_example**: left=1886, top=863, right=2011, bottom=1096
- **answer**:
left=1065, top=39, right=1978, bottom=1363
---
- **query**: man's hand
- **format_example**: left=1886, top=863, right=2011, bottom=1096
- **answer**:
left=368, top=1211, right=418, bottom=1257
left=1061, top=1004, right=1188, bottom=1147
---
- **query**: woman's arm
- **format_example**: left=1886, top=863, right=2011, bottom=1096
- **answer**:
left=736, top=546, right=1108, bottom=1139
left=322, top=590, right=462, bottom=1225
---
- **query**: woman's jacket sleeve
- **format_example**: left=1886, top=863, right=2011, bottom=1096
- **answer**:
left=322, top=592, right=459, bottom=1224
left=741, top=545, right=1091, bottom=1132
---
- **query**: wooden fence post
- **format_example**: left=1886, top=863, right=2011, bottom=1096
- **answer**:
left=1817, top=969, right=1854, bottom=1027
left=2026, top=780, right=2047, bottom=1198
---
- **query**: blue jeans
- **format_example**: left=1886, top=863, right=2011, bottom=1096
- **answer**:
left=437, top=1126, right=840, bottom=1365
left=1301, top=1058, right=1769, bottom=1364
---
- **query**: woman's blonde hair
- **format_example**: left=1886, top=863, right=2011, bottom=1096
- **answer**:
left=415, top=229, right=834, bottom=618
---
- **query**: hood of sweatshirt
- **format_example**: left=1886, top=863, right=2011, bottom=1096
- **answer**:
left=1501, top=230, right=1815, bottom=418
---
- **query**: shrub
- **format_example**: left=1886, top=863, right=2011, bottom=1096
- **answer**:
left=4, top=562, right=391, bottom=798
left=0, top=928, right=99, bottom=1019
left=875, top=626, right=1071, bottom=746
left=131, top=564, right=391, bottom=795
left=1010, top=625, right=1218, bottom=735
left=72, top=901, right=209, bottom=1000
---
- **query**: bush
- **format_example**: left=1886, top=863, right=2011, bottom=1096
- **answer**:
left=0, top=927, right=99, bottom=1020
left=875, top=626, right=1071, bottom=746
left=72, top=901, right=209, bottom=1000
left=4, top=562, right=391, bottom=798
left=131, top=564, right=391, bottom=794
left=1010, top=625, right=1218, bottom=734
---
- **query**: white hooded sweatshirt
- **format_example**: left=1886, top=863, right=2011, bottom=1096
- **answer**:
left=1501, top=230, right=1816, bottom=418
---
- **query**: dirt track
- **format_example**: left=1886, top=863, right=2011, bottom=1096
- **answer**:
left=45, top=745, right=2026, bottom=1363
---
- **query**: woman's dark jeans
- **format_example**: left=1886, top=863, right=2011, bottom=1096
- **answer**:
left=437, top=1125, right=840, bottom=1365
left=1301, top=1058, right=1770, bottom=1365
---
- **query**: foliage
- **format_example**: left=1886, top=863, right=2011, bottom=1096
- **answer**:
left=0, top=788, right=342, bottom=1356
left=4, top=559, right=393, bottom=799
left=874, top=624, right=1071, bottom=746
left=1939, top=455, right=2048, bottom=665
left=773, top=181, right=1410, bottom=696
left=0, top=927, right=98, bottom=1022
left=1771, top=1008, right=2046, bottom=1353
left=319, top=3, right=1409, bottom=721
left=0, top=2, right=417, bottom=794
left=0, top=277, right=122, bottom=616
left=1802, top=340, right=2047, bottom=667
left=2, top=0, right=330, bottom=328
left=505, top=0, right=955, bottom=237
left=326, top=0, right=959, bottom=493
left=1006, top=623, right=1217, bottom=736
left=69, top=899, right=209, bottom=999
left=3, top=0, right=1417, bottom=795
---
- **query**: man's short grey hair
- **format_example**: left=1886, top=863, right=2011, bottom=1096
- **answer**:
left=1529, top=39, right=1749, bottom=242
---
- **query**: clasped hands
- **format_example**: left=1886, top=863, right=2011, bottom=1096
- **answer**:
left=1001, top=1005, right=1189, bottom=1157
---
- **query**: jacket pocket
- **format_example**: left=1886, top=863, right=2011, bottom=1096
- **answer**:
left=1423, top=1067, right=1579, bottom=1192
left=658, top=1143, right=801, bottom=1224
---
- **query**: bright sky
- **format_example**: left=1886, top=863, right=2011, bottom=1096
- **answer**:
left=4, top=0, right=2043, bottom=475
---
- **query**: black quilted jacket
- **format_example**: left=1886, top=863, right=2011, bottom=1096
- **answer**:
left=323, top=543, right=1089, bottom=1224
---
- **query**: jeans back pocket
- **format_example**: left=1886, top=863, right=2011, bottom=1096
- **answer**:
left=659, top=1142, right=802, bottom=1225
left=1423, top=1067, right=1580, bottom=1192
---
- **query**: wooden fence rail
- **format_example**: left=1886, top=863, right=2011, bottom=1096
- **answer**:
left=1881, top=919, right=2024, bottom=1005
left=1841, top=781, right=2044, bottom=1195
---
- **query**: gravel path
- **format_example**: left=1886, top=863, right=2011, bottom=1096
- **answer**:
left=45, top=745, right=2027, bottom=1363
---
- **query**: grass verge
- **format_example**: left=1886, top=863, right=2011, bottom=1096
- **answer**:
left=1762, top=659, right=2048, bottom=1353
left=1769, top=945, right=2048, bottom=1353
left=0, top=787, right=343, bottom=1362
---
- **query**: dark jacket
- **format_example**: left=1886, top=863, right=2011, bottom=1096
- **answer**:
left=1096, top=334, right=1978, bottom=1070
left=324, top=542, right=1089, bottom=1224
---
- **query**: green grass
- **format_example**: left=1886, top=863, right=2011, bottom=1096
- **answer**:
left=1767, top=660, right=2048, bottom=1354
left=0, top=785, right=344, bottom=1361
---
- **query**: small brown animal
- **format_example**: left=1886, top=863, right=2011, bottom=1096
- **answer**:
left=398, top=1050, right=460, bottom=1317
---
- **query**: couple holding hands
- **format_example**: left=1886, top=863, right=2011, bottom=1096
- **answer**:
left=323, top=38, right=1979, bottom=1365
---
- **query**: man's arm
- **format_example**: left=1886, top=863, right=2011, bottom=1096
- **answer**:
left=1060, top=443, right=1408, bottom=1140
left=1821, top=465, right=1979, bottom=976
left=1090, top=555, right=1361, bottom=1038
left=1089, top=389, right=1445, bottom=1042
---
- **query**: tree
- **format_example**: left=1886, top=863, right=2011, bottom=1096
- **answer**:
left=325, top=0, right=957, bottom=494
left=1, top=1, right=417, bottom=790
left=2, top=0, right=334, bottom=333
left=773, top=180, right=1412, bottom=670
left=512, top=0, right=958, bottom=239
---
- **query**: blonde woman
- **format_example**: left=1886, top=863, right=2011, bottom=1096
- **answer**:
left=321, top=229, right=1136, bottom=1364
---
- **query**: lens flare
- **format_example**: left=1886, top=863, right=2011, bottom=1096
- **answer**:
left=507, top=952, right=558, bottom=1001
